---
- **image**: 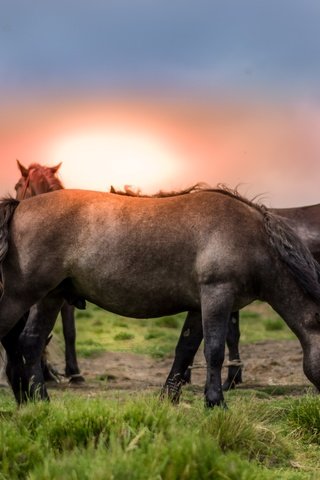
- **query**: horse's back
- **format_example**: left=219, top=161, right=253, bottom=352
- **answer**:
left=10, top=188, right=265, bottom=271
left=5, top=188, right=267, bottom=316
left=12, top=187, right=263, bottom=246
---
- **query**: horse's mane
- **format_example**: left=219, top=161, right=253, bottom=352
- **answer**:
left=110, top=183, right=207, bottom=198
left=28, top=163, right=64, bottom=191
left=110, top=182, right=262, bottom=209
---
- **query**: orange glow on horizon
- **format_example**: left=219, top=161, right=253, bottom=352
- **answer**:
left=1, top=96, right=320, bottom=207
left=49, top=128, right=183, bottom=193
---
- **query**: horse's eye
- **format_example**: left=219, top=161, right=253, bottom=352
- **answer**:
left=14, top=183, right=19, bottom=190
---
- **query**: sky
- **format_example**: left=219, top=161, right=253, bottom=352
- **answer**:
left=1, top=1, right=320, bottom=206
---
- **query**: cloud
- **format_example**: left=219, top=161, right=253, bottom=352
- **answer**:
left=1, top=1, right=320, bottom=97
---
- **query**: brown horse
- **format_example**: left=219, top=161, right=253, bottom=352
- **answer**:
left=1, top=186, right=320, bottom=407
left=218, top=203, right=320, bottom=390
left=8, top=161, right=84, bottom=383
left=116, top=187, right=320, bottom=392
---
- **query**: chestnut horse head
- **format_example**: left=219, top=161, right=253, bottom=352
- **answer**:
left=15, top=160, right=63, bottom=200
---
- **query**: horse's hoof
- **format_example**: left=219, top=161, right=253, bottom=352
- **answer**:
left=160, top=384, right=181, bottom=405
left=204, top=389, right=227, bottom=408
left=205, top=397, right=227, bottom=409
left=17, top=383, right=50, bottom=404
left=68, top=374, right=85, bottom=384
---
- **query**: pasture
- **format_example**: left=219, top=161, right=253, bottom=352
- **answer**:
left=1, top=303, right=320, bottom=479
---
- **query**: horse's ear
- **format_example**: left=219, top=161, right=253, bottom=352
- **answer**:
left=16, top=159, right=28, bottom=177
left=50, top=162, right=62, bottom=174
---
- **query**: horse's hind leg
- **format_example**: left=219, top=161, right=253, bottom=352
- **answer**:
left=162, top=311, right=203, bottom=403
left=10, top=292, right=64, bottom=403
left=61, top=303, right=84, bottom=383
left=201, top=284, right=233, bottom=408
left=223, top=312, right=243, bottom=391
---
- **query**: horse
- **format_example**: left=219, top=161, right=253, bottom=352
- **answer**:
left=1, top=185, right=320, bottom=407
left=112, top=187, right=320, bottom=392
left=217, top=203, right=320, bottom=390
left=3, top=160, right=84, bottom=383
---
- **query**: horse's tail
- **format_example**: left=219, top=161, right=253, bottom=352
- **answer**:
left=0, top=197, right=19, bottom=267
left=262, top=207, right=320, bottom=303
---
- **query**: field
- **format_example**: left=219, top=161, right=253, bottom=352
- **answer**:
left=1, top=302, right=320, bottom=479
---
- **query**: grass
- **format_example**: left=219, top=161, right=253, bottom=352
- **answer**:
left=240, top=302, right=295, bottom=343
left=1, top=300, right=319, bottom=478
left=286, top=395, right=320, bottom=444
left=55, top=305, right=187, bottom=359
left=263, top=317, right=284, bottom=331
left=1, top=388, right=320, bottom=479
left=53, top=301, right=295, bottom=360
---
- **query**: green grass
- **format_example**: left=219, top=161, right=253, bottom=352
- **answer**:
left=263, top=317, right=284, bottom=331
left=113, top=332, right=135, bottom=341
left=0, top=300, right=314, bottom=478
left=286, top=395, right=320, bottom=444
left=1, top=388, right=320, bottom=479
left=240, top=302, right=295, bottom=343
left=53, top=301, right=295, bottom=360
left=155, top=316, right=181, bottom=329
left=55, top=305, right=186, bottom=359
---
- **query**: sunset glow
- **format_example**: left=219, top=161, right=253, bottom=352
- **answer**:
left=50, top=129, right=183, bottom=192
left=1, top=98, right=320, bottom=207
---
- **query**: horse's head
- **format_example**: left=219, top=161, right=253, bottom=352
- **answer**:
left=15, top=160, right=63, bottom=200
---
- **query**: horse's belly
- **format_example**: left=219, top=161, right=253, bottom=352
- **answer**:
left=72, top=272, right=199, bottom=318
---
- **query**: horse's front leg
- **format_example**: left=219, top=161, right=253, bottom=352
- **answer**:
left=201, top=284, right=232, bottom=408
left=162, top=311, right=203, bottom=403
left=61, top=303, right=84, bottom=383
left=2, top=313, right=29, bottom=401
left=223, top=311, right=243, bottom=391
left=14, top=292, right=64, bottom=403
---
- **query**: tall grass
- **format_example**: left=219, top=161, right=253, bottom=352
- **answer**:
left=286, top=394, right=320, bottom=444
left=1, top=390, right=318, bottom=480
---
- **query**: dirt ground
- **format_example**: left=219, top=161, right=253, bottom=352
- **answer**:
left=0, top=338, right=311, bottom=395
left=51, top=338, right=310, bottom=395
